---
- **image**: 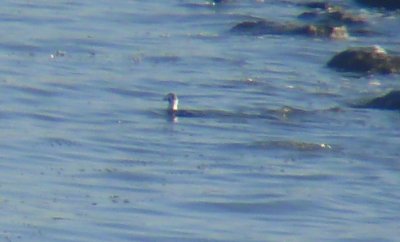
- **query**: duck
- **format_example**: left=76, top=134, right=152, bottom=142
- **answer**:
left=163, top=93, right=198, bottom=117
left=163, top=93, right=280, bottom=120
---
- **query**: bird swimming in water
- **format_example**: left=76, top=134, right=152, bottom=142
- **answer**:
left=163, top=92, right=280, bottom=120
left=163, top=93, right=199, bottom=118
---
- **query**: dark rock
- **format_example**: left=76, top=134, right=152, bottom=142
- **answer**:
left=358, top=91, right=400, bottom=110
left=231, top=20, right=348, bottom=39
left=299, top=11, right=321, bottom=19
left=231, top=20, right=295, bottom=35
left=211, top=0, right=229, bottom=3
left=327, top=46, right=400, bottom=74
left=300, top=2, right=331, bottom=10
left=355, top=0, right=400, bottom=10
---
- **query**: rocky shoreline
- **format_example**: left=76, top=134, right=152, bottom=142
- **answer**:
left=226, top=0, right=400, bottom=110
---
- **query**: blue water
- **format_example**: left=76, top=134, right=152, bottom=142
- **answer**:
left=0, top=1, right=399, bottom=241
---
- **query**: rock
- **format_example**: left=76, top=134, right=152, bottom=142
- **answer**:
left=231, top=20, right=348, bottom=39
left=355, top=0, right=400, bottom=10
left=358, top=91, right=400, bottom=110
left=300, top=1, right=332, bottom=10
left=298, top=8, right=367, bottom=26
left=297, top=1, right=376, bottom=38
left=302, top=25, right=349, bottom=39
left=327, top=46, right=400, bottom=74
left=211, top=0, right=229, bottom=3
left=230, top=20, right=285, bottom=35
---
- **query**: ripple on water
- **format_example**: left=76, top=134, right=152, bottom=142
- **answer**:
left=179, top=199, right=318, bottom=215
left=5, top=83, right=60, bottom=96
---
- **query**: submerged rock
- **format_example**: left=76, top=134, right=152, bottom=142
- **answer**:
left=299, top=1, right=332, bottom=10
left=327, top=46, right=400, bottom=74
left=298, top=8, right=367, bottom=26
left=298, top=4, right=372, bottom=37
left=355, top=0, right=400, bottom=10
left=357, top=91, right=400, bottom=110
left=210, top=0, right=229, bottom=4
left=231, top=20, right=348, bottom=39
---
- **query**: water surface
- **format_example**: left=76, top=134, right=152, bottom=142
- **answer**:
left=0, top=1, right=399, bottom=241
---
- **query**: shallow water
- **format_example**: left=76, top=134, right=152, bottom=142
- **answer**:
left=0, top=0, right=399, bottom=241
